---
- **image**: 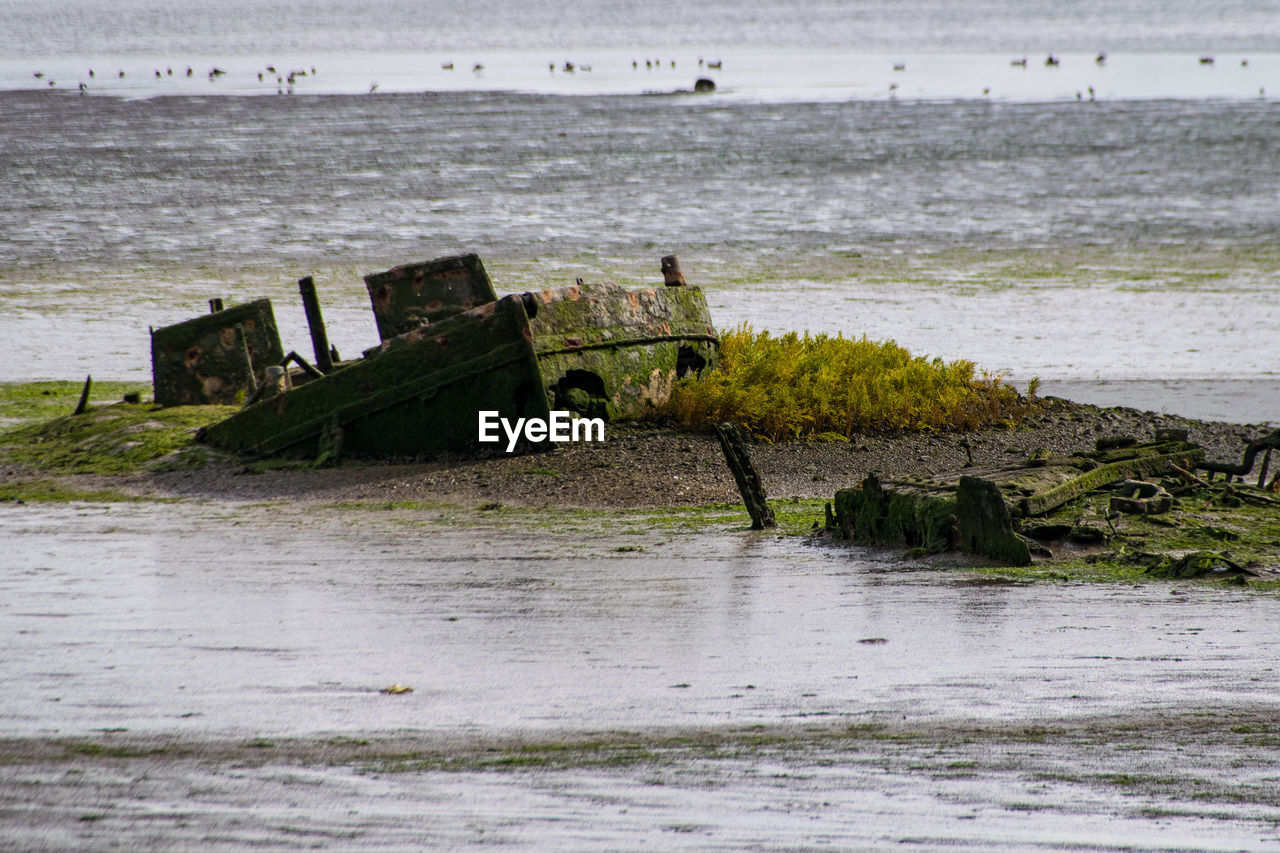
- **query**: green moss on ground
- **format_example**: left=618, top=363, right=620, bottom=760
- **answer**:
left=0, top=480, right=139, bottom=504
left=0, top=390, right=236, bottom=477
left=0, top=380, right=150, bottom=429
left=323, top=498, right=829, bottom=538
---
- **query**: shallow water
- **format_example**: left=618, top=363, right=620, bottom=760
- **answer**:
left=4, top=501, right=1277, bottom=738
left=6, top=0, right=1280, bottom=60
left=6, top=94, right=1278, bottom=270
left=4, top=500, right=1280, bottom=848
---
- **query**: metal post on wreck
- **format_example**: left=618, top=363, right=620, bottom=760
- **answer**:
left=298, top=275, right=334, bottom=374
left=661, top=254, right=686, bottom=287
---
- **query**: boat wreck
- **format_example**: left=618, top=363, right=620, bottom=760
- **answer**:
left=831, top=433, right=1208, bottom=565
left=150, top=254, right=718, bottom=460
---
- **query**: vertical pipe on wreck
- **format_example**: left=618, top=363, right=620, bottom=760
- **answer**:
left=298, top=276, right=334, bottom=374
left=661, top=255, right=686, bottom=287
left=235, top=324, right=258, bottom=395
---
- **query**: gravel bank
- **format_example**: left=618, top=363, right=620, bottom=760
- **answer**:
left=103, top=398, right=1275, bottom=508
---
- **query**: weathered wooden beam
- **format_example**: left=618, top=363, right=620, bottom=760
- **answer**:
left=714, top=422, right=775, bottom=529
left=73, top=375, right=92, bottom=415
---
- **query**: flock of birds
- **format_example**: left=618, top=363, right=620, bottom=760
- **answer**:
left=31, top=63, right=319, bottom=94
left=30, top=56, right=726, bottom=95
left=887, top=52, right=1265, bottom=99
left=29, top=53, right=1265, bottom=98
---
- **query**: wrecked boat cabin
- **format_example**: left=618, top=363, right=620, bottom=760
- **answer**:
left=150, top=254, right=718, bottom=460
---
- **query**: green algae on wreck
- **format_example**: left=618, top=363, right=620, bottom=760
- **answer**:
left=832, top=438, right=1205, bottom=566
left=202, top=265, right=719, bottom=460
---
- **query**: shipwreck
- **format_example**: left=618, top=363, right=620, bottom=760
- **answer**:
left=150, top=253, right=718, bottom=460
left=831, top=428, right=1280, bottom=567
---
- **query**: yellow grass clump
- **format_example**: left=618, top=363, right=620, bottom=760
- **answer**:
left=665, top=325, right=1032, bottom=440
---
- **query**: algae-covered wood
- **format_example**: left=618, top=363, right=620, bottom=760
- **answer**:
left=833, top=439, right=1205, bottom=565
left=528, top=282, right=719, bottom=419
left=203, top=295, right=547, bottom=459
left=364, top=254, right=497, bottom=342
left=151, top=299, right=284, bottom=407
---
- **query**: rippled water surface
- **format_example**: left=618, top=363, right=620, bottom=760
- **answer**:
left=2, top=91, right=1278, bottom=419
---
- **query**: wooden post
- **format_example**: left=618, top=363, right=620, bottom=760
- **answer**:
left=714, top=422, right=775, bottom=529
left=73, top=375, right=92, bottom=415
left=298, top=276, right=334, bottom=374
left=661, top=255, right=685, bottom=287
left=1258, top=448, right=1272, bottom=489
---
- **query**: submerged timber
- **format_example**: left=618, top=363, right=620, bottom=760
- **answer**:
left=832, top=429, right=1280, bottom=569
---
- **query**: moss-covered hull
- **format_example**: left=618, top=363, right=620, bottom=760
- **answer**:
left=202, top=283, right=718, bottom=460
left=203, top=295, right=548, bottom=458
left=529, top=282, right=719, bottom=419
left=151, top=299, right=283, bottom=407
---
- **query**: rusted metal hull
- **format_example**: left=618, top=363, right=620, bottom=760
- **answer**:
left=528, top=282, right=718, bottom=420
left=364, top=253, right=496, bottom=341
left=202, top=281, right=718, bottom=460
left=151, top=299, right=283, bottom=407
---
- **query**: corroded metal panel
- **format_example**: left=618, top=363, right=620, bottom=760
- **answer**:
left=203, top=295, right=547, bottom=459
left=151, top=299, right=284, bottom=407
left=364, top=253, right=497, bottom=341
left=527, top=282, right=719, bottom=419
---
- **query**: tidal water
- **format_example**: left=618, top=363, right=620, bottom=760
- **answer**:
left=2, top=0, right=1278, bottom=417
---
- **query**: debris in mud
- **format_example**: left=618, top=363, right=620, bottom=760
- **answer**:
left=832, top=431, right=1280, bottom=571
left=379, top=684, right=414, bottom=695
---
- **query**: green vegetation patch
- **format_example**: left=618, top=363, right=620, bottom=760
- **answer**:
left=0, top=393, right=236, bottom=476
left=664, top=325, right=1032, bottom=441
left=0, top=380, right=149, bottom=429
